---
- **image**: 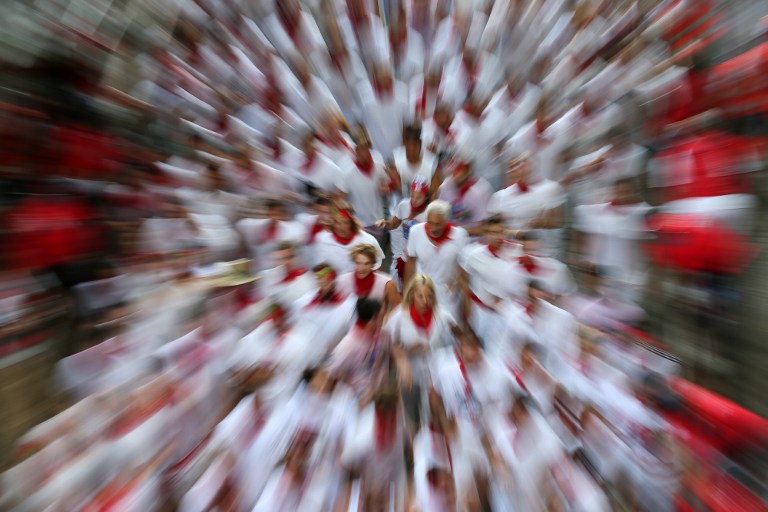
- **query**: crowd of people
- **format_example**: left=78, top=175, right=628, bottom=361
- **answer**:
left=1, top=0, right=768, bottom=510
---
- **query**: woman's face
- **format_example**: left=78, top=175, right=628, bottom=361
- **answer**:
left=354, top=254, right=374, bottom=278
left=413, top=284, right=434, bottom=312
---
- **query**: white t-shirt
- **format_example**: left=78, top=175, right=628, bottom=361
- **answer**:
left=487, top=180, right=566, bottom=229
left=391, top=199, right=429, bottom=264
left=406, top=223, right=469, bottom=305
left=311, top=230, right=385, bottom=274
left=458, top=242, right=524, bottom=306
left=236, top=218, right=307, bottom=272
left=438, top=176, right=493, bottom=226
left=392, top=146, right=437, bottom=199
left=341, top=154, right=389, bottom=227
left=337, top=271, right=391, bottom=302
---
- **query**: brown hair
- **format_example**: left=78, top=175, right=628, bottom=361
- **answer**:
left=349, top=243, right=378, bottom=264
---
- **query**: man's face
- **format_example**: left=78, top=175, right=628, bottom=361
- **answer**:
left=452, top=162, right=472, bottom=186
left=461, top=343, right=482, bottom=367
left=333, top=214, right=353, bottom=238
left=267, top=205, right=287, bottom=222
left=355, top=143, right=372, bottom=163
left=484, top=223, right=505, bottom=248
left=274, top=247, right=296, bottom=268
left=405, top=137, right=421, bottom=160
left=411, top=190, right=427, bottom=208
left=354, top=254, right=374, bottom=278
left=316, top=204, right=332, bottom=229
left=426, top=212, right=447, bottom=238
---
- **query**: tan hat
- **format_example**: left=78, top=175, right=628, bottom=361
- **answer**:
left=210, top=259, right=259, bottom=287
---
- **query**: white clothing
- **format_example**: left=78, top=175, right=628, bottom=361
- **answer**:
left=341, top=154, right=389, bottom=226
left=511, top=254, right=576, bottom=298
left=311, top=230, right=385, bottom=274
left=390, top=199, right=429, bottom=269
left=437, top=176, right=493, bottom=226
left=337, top=271, right=390, bottom=302
left=236, top=218, right=308, bottom=272
left=392, top=146, right=437, bottom=199
left=406, top=223, right=469, bottom=311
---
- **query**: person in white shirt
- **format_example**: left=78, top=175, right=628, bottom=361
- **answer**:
left=337, top=243, right=400, bottom=316
left=326, top=297, right=382, bottom=389
left=385, top=274, right=457, bottom=435
left=236, top=199, right=307, bottom=274
left=404, top=200, right=469, bottom=314
left=391, top=125, right=438, bottom=208
left=437, top=153, right=493, bottom=235
left=359, top=65, right=409, bottom=161
left=458, top=216, right=524, bottom=350
left=488, top=152, right=566, bottom=257
left=284, top=130, right=346, bottom=199
left=311, top=203, right=384, bottom=274
left=376, top=175, right=431, bottom=291
left=258, top=241, right=316, bottom=310
left=341, top=126, right=391, bottom=229
left=512, top=230, right=575, bottom=300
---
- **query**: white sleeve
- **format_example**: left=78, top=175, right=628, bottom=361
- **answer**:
left=406, top=225, right=420, bottom=258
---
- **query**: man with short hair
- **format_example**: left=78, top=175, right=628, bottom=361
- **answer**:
left=405, top=200, right=469, bottom=314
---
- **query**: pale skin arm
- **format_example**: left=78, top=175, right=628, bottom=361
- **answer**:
left=375, top=216, right=402, bottom=230
left=529, top=205, right=564, bottom=229
left=384, top=280, right=402, bottom=315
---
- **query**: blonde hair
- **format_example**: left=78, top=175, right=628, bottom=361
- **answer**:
left=403, top=274, right=438, bottom=309
left=349, top=243, right=378, bottom=264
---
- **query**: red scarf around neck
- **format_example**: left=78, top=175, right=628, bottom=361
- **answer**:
left=332, top=230, right=356, bottom=246
left=409, top=303, right=433, bottom=333
left=409, top=199, right=427, bottom=218
left=261, top=220, right=278, bottom=243
left=456, top=178, right=477, bottom=202
left=517, top=180, right=529, bottom=193
left=519, top=255, right=537, bottom=274
left=282, top=267, right=306, bottom=283
left=309, top=289, right=345, bottom=306
left=354, top=272, right=376, bottom=297
left=425, top=223, right=453, bottom=247
left=487, top=243, right=502, bottom=258
left=355, top=156, right=374, bottom=176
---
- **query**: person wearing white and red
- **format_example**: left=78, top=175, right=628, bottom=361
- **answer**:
left=457, top=216, right=524, bottom=349
left=385, top=274, right=456, bottom=432
left=573, top=177, right=651, bottom=302
left=512, top=230, right=575, bottom=300
left=341, top=127, right=390, bottom=228
left=337, top=244, right=400, bottom=315
left=487, top=153, right=566, bottom=256
left=404, top=200, right=469, bottom=314
left=326, top=297, right=382, bottom=389
left=236, top=199, right=307, bottom=273
left=422, top=102, right=457, bottom=165
left=359, top=65, right=408, bottom=161
left=312, top=205, right=384, bottom=274
left=437, top=154, right=492, bottom=234
left=283, top=131, right=346, bottom=198
left=376, top=175, right=431, bottom=291
left=258, top=241, right=316, bottom=311
left=391, top=125, right=438, bottom=205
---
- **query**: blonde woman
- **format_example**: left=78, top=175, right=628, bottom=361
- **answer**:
left=383, top=274, right=456, bottom=432
left=337, top=243, right=401, bottom=316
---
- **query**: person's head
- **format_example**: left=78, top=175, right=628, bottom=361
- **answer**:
left=313, top=263, right=337, bottom=295
left=351, top=125, right=372, bottom=162
left=434, top=102, right=453, bottom=131
left=426, top=467, right=455, bottom=502
left=350, top=243, right=378, bottom=278
left=612, top=176, right=637, bottom=204
left=451, top=158, right=474, bottom=186
left=274, top=241, right=298, bottom=269
left=306, top=366, right=336, bottom=395
left=425, top=200, right=451, bottom=238
left=300, top=130, right=317, bottom=158
left=504, top=152, right=531, bottom=188
left=510, top=394, right=534, bottom=426
left=520, top=341, right=545, bottom=373
left=410, top=175, right=430, bottom=207
left=312, top=195, right=334, bottom=229
left=527, top=279, right=550, bottom=305
left=404, top=274, right=437, bottom=312
left=265, top=303, right=289, bottom=332
left=266, top=199, right=288, bottom=222
left=518, top=230, right=540, bottom=255
left=459, top=332, right=483, bottom=367
left=373, top=66, right=394, bottom=96
left=403, top=125, right=423, bottom=161
left=356, top=297, right=382, bottom=326
left=204, top=164, right=226, bottom=191
left=332, top=203, right=360, bottom=238
left=484, top=215, right=506, bottom=248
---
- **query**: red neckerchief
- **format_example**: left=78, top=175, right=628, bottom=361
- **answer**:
left=506, top=362, right=528, bottom=392
left=267, top=140, right=281, bottom=160
left=309, top=289, right=345, bottom=306
left=517, top=180, right=529, bottom=193
left=395, top=257, right=406, bottom=280
left=525, top=303, right=536, bottom=318
left=300, top=154, right=315, bottom=173
left=470, top=291, right=493, bottom=311
left=487, top=243, right=502, bottom=258
left=261, top=220, right=278, bottom=243
left=375, top=404, right=398, bottom=452
left=425, top=223, right=453, bottom=247
left=454, top=348, right=473, bottom=397
left=409, top=199, right=427, bottom=218
left=332, top=230, right=356, bottom=245
left=282, top=267, right=306, bottom=283
left=519, top=255, right=537, bottom=274
left=307, top=221, right=324, bottom=244
left=355, top=156, right=374, bottom=176
left=409, top=303, right=433, bottom=333
left=456, top=178, right=477, bottom=202
left=354, top=272, right=376, bottom=297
